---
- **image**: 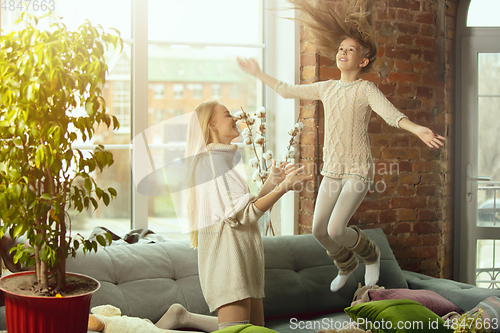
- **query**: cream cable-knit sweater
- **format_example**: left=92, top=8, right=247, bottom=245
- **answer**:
left=275, top=79, right=408, bottom=182
left=196, top=143, right=265, bottom=312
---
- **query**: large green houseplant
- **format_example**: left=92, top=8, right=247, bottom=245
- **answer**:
left=0, top=12, right=122, bottom=295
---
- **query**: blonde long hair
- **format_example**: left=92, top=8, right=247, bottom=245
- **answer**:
left=288, top=0, right=377, bottom=74
left=185, top=100, right=219, bottom=248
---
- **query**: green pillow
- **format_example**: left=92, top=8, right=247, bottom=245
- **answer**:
left=344, top=299, right=453, bottom=333
left=214, top=324, right=279, bottom=333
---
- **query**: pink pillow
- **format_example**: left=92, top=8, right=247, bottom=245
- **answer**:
left=368, top=289, right=462, bottom=316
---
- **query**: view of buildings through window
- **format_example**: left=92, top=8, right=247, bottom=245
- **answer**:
left=1, top=0, right=266, bottom=240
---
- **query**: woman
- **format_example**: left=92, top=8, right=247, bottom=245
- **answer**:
left=155, top=100, right=312, bottom=332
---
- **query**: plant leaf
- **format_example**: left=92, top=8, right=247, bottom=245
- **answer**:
left=96, top=234, right=106, bottom=247
left=108, top=187, right=117, bottom=197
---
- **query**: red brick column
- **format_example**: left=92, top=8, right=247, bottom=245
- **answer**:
left=297, top=0, right=458, bottom=279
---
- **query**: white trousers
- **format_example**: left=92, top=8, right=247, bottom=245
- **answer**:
left=312, top=177, right=368, bottom=253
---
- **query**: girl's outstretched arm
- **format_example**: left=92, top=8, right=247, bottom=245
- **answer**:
left=398, top=118, right=445, bottom=149
left=237, top=57, right=278, bottom=89
left=366, top=83, right=445, bottom=148
left=238, top=57, right=324, bottom=101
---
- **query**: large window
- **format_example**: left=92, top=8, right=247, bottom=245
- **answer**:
left=456, top=0, right=500, bottom=286
left=1, top=0, right=300, bottom=240
left=143, top=1, right=264, bottom=240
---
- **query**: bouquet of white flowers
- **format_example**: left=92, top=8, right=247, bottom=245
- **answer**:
left=236, top=106, right=304, bottom=235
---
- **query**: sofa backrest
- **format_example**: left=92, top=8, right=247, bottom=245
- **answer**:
left=404, top=270, right=500, bottom=312
left=66, top=228, right=408, bottom=322
left=262, top=228, right=408, bottom=319
left=67, top=239, right=205, bottom=322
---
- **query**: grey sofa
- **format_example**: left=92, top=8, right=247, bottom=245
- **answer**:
left=1, top=228, right=499, bottom=332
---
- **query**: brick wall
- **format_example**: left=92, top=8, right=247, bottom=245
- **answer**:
left=297, top=0, right=459, bottom=278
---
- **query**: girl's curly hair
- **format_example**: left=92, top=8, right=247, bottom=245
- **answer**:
left=288, top=0, right=378, bottom=74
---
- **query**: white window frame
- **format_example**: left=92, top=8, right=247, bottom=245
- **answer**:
left=264, top=0, right=300, bottom=235
left=0, top=0, right=300, bottom=236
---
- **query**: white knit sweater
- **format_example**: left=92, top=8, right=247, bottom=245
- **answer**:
left=275, top=79, right=408, bottom=182
left=196, top=143, right=265, bottom=312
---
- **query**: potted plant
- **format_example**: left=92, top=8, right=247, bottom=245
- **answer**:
left=0, top=12, right=122, bottom=333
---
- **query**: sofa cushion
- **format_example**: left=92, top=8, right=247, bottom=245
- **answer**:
left=367, top=288, right=462, bottom=316
left=345, top=299, right=453, bottom=333
left=262, top=228, right=408, bottom=319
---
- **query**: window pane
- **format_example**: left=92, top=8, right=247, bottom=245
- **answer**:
left=57, top=46, right=130, bottom=146
left=1, top=0, right=270, bottom=240
left=467, top=0, right=500, bottom=27
left=145, top=45, right=262, bottom=239
left=70, top=149, right=131, bottom=238
left=148, top=0, right=261, bottom=44
left=1, top=2, right=132, bottom=142
left=1, top=1, right=132, bottom=240
left=477, top=53, right=500, bottom=227
left=144, top=144, right=264, bottom=240
left=91, top=44, right=132, bottom=142
left=1, top=0, right=132, bottom=38
left=147, top=45, right=259, bottom=120
left=476, top=239, right=500, bottom=288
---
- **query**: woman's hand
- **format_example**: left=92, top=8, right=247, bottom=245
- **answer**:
left=237, top=57, right=261, bottom=76
left=415, top=126, right=445, bottom=148
left=280, top=166, right=314, bottom=192
left=268, top=160, right=295, bottom=186
left=254, top=164, right=313, bottom=212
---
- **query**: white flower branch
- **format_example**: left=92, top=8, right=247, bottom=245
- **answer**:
left=238, top=106, right=304, bottom=188
left=237, top=106, right=304, bottom=237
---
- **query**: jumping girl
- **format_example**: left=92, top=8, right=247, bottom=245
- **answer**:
left=237, top=0, right=445, bottom=292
